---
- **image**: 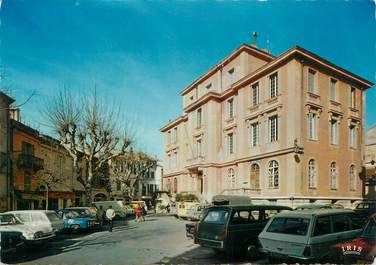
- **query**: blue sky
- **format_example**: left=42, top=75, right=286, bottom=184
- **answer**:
left=0, top=0, right=375, bottom=159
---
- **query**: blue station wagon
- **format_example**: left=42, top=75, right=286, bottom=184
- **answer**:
left=58, top=207, right=100, bottom=231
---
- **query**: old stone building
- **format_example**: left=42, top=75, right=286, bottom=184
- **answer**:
left=0, top=92, right=14, bottom=211
left=39, top=135, right=85, bottom=209
left=11, top=119, right=44, bottom=210
left=161, top=42, right=373, bottom=206
left=364, top=126, right=376, bottom=200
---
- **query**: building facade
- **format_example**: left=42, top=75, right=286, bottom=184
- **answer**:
left=109, top=157, right=163, bottom=201
left=11, top=119, right=44, bottom=210
left=363, top=126, right=376, bottom=200
left=0, top=92, right=14, bottom=212
left=161, top=43, right=373, bottom=206
left=40, top=135, right=85, bottom=209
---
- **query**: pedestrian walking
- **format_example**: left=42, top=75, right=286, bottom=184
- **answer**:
left=166, top=203, right=170, bottom=214
left=106, top=206, right=116, bottom=232
left=96, top=206, right=105, bottom=230
left=135, top=204, right=142, bottom=222
left=141, top=204, right=147, bottom=221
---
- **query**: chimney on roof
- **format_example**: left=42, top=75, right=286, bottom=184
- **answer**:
left=252, top=31, right=258, bottom=47
left=10, top=107, right=20, bottom=121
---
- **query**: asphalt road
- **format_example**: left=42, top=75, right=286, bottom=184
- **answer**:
left=7, top=215, right=267, bottom=265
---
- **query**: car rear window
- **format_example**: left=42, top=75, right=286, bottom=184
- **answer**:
left=203, top=210, right=229, bottom=225
left=267, top=217, right=310, bottom=236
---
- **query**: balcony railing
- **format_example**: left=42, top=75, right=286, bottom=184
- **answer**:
left=16, top=154, right=44, bottom=172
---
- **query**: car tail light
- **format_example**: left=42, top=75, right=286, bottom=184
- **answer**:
left=303, top=245, right=311, bottom=257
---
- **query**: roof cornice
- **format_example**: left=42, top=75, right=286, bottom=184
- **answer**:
left=160, top=115, right=188, bottom=132
left=180, top=44, right=275, bottom=96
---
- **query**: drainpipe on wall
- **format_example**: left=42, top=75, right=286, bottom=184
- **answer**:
left=361, top=89, right=366, bottom=198
left=299, top=58, right=305, bottom=195
left=6, top=110, right=13, bottom=210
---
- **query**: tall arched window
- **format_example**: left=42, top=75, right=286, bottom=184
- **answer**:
left=308, top=159, right=317, bottom=188
left=173, top=178, right=178, bottom=193
left=330, top=162, right=338, bottom=190
left=167, top=179, right=172, bottom=193
left=250, top=163, right=260, bottom=190
left=228, top=168, right=235, bottom=188
left=349, top=165, right=356, bottom=191
left=268, top=160, right=279, bottom=188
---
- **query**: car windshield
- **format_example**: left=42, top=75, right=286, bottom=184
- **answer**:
left=202, top=209, right=229, bottom=225
left=0, top=214, right=18, bottom=225
left=361, top=217, right=376, bottom=238
left=64, top=211, right=80, bottom=219
left=46, top=212, right=61, bottom=221
left=267, top=217, right=310, bottom=236
left=70, top=209, right=92, bottom=217
left=14, top=213, right=31, bottom=222
left=356, top=203, right=375, bottom=209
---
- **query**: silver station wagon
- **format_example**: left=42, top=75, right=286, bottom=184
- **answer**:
left=258, top=209, right=363, bottom=263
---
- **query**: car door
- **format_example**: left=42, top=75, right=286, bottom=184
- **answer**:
left=309, top=215, right=333, bottom=260
left=331, top=214, right=356, bottom=244
left=227, top=209, right=263, bottom=250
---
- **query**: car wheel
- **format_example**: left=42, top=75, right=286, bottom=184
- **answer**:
left=244, top=244, right=260, bottom=259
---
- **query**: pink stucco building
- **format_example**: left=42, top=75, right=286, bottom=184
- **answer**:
left=160, top=42, right=373, bottom=206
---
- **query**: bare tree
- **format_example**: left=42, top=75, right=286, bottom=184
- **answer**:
left=43, top=89, right=132, bottom=204
left=112, top=151, right=157, bottom=197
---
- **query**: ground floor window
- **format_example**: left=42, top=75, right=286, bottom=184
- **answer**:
left=250, top=163, right=260, bottom=189
left=349, top=165, right=356, bottom=191
left=228, top=168, right=235, bottom=188
left=268, top=160, right=279, bottom=189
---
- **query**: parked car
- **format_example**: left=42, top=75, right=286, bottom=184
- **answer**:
left=0, top=230, right=24, bottom=263
left=6, top=210, right=64, bottom=234
left=0, top=213, right=55, bottom=245
left=129, top=201, right=147, bottom=212
left=212, top=195, right=252, bottom=206
left=57, top=208, right=100, bottom=232
left=195, top=204, right=292, bottom=257
left=177, top=201, right=200, bottom=219
left=93, top=201, right=136, bottom=219
left=63, top=207, right=97, bottom=219
left=258, top=209, right=363, bottom=263
left=186, top=207, right=210, bottom=239
left=186, top=204, right=208, bottom=221
left=353, top=201, right=376, bottom=222
left=0, top=215, right=25, bottom=262
left=330, top=213, right=376, bottom=263
left=295, top=203, right=344, bottom=210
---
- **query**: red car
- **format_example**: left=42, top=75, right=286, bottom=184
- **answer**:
left=331, top=213, right=376, bottom=263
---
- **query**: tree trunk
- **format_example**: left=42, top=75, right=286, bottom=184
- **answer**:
left=85, top=162, right=94, bottom=205
left=45, top=185, right=49, bottom=210
left=85, top=184, right=92, bottom=206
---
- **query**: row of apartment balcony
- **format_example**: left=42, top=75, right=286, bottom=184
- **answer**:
left=16, top=154, right=44, bottom=172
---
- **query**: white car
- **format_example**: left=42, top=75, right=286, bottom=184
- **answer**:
left=0, top=213, right=55, bottom=244
left=6, top=210, right=64, bottom=234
